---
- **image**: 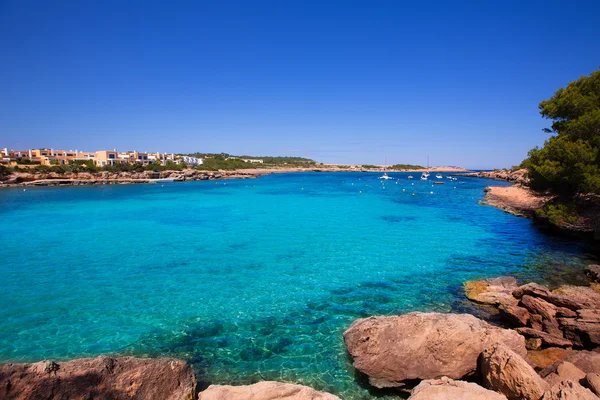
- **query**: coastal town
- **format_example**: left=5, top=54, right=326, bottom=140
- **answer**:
left=1, top=148, right=205, bottom=167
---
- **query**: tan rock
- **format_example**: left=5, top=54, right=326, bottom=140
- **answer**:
left=526, top=338, right=543, bottom=350
left=408, top=376, right=507, bottom=400
left=585, top=373, right=600, bottom=396
left=198, top=382, right=340, bottom=400
left=545, top=362, right=586, bottom=388
left=464, top=277, right=519, bottom=307
left=480, top=344, right=548, bottom=400
left=0, top=356, right=196, bottom=400
left=541, top=379, right=597, bottom=399
left=343, top=313, right=527, bottom=388
left=561, top=350, right=600, bottom=374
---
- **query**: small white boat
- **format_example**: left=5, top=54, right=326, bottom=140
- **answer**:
left=378, top=157, right=394, bottom=180
left=407, top=175, right=413, bottom=179
left=436, top=174, right=442, bottom=179
left=420, top=155, right=430, bottom=180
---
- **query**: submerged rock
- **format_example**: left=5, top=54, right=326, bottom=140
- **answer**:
left=343, top=312, right=526, bottom=388
left=585, top=265, right=600, bottom=283
left=464, top=277, right=519, bottom=307
left=198, top=382, right=340, bottom=400
left=479, top=344, right=548, bottom=400
left=0, top=356, right=196, bottom=400
left=408, top=376, right=507, bottom=400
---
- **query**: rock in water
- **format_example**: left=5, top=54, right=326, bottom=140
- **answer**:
left=541, top=380, right=598, bottom=400
left=464, top=277, right=519, bottom=307
left=343, top=312, right=527, bottom=388
left=479, top=344, right=549, bottom=400
left=0, top=356, right=196, bottom=400
left=408, top=376, right=508, bottom=400
left=198, top=382, right=340, bottom=400
left=585, top=264, right=600, bottom=283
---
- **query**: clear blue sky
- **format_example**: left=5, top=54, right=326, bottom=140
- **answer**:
left=1, top=0, right=599, bottom=168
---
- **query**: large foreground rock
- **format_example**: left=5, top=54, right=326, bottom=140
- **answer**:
left=343, top=312, right=527, bottom=388
left=198, top=382, right=340, bottom=400
left=0, top=356, right=196, bottom=400
left=479, top=344, right=548, bottom=400
left=408, top=376, right=507, bottom=400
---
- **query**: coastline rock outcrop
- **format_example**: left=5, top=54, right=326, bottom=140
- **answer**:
left=479, top=344, right=549, bottom=400
left=462, top=169, right=528, bottom=184
left=465, top=277, right=600, bottom=352
left=0, top=356, right=197, bottom=400
left=407, top=376, right=508, bottom=400
left=482, top=185, right=549, bottom=217
left=343, top=312, right=526, bottom=388
left=198, top=382, right=340, bottom=400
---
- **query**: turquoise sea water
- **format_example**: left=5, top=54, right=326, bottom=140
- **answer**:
left=0, top=172, right=596, bottom=398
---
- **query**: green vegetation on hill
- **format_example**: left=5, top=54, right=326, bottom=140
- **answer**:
left=391, top=164, right=425, bottom=170
left=525, top=69, right=600, bottom=196
left=190, top=154, right=317, bottom=171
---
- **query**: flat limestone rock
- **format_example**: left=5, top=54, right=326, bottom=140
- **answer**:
left=198, top=382, right=340, bottom=400
left=541, top=379, right=598, bottom=400
left=479, top=344, right=548, bottom=400
left=408, top=376, right=507, bottom=400
left=343, top=312, right=527, bottom=388
left=0, top=356, right=196, bottom=400
left=464, top=277, right=519, bottom=307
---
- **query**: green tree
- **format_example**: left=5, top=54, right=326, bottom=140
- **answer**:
left=526, top=69, right=600, bottom=195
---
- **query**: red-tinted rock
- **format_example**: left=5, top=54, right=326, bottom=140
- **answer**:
left=516, top=327, right=573, bottom=348
left=498, top=303, right=530, bottom=327
left=343, top=313, right=527, bottom=388
left=0, top=356, right=196, bottom=400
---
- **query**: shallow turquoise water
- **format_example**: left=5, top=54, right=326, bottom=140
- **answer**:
left=0, top=172, right=595, bottom=398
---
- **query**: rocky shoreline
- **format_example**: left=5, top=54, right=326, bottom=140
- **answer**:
left=482, top=185, right=551, bottom=218
left=460, top=168, right=528, bottom=184
left=0, top=166, right=468, bottom=188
